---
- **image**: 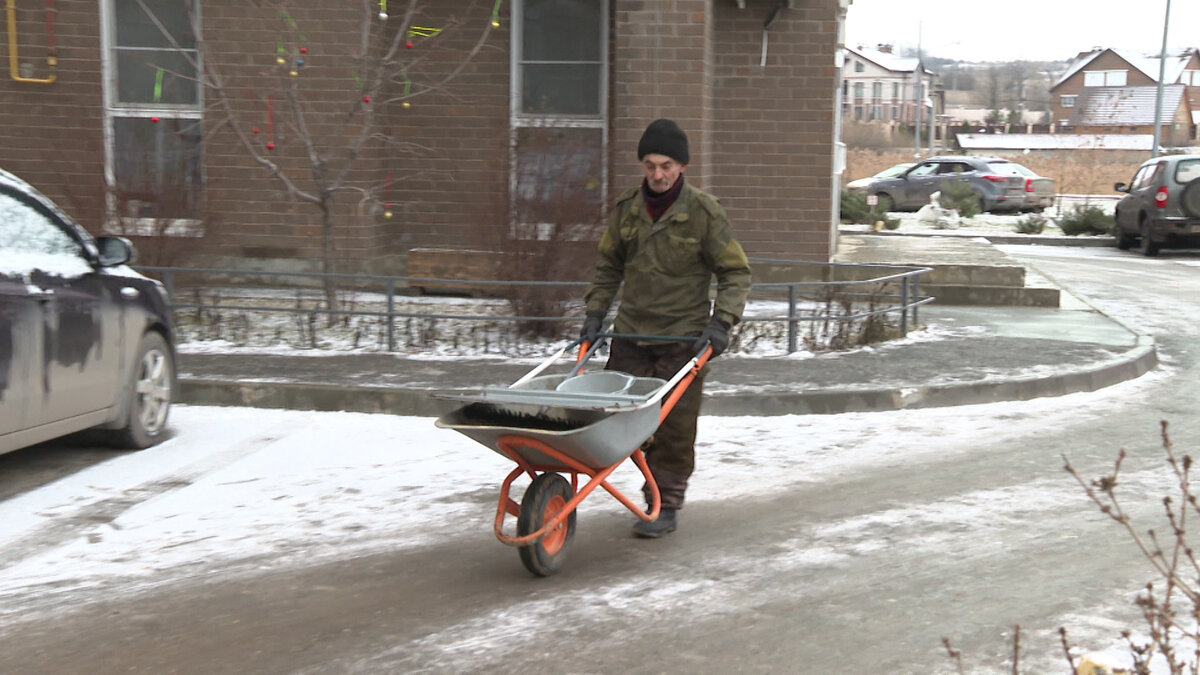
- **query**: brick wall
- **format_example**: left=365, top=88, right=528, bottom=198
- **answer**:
left=0, top=1, right=107, bottom=227
left=0, top=0, right=839, bottom=273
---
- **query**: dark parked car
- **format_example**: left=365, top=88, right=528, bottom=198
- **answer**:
left=1114, top=154, right=1200, bottom=256
left=0, top=169, right=175, bottom=455
left=866, top=155, right=1028, bottom=213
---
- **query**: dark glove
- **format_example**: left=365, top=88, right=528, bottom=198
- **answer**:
left=580, top=310, right=606, bottom=344
left=698, top=316, right=731, bottom=357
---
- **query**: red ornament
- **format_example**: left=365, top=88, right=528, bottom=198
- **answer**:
left=266, top=142, right=275, bottom=150
left=405, top=41, right=413, bottom=49
left=252, top=127, right=260, bottom=134
left=362, top=95, right=371, bottom=103
left=299, top=47, right=307, bottom=54
left=150, top=116, right=160, bottom=123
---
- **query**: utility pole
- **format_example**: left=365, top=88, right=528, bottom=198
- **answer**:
left=913, top=24, right=922, bottom=161
left=1152, top=0, right=1172, bottom=158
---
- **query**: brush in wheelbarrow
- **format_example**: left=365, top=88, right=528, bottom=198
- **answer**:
left=433, top=336, right=712, bottom=576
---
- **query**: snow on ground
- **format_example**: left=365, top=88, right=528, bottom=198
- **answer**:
left=0, top=365, right=1177, bottom=669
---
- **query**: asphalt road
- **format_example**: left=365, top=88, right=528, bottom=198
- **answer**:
left=2, top=244, right=1200, bottom=673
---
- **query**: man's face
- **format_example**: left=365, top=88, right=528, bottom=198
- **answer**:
left=642, top=153, right=685, bottom=194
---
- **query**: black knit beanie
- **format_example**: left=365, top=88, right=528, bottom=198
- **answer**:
left=637, top=118, right=690, bottom=165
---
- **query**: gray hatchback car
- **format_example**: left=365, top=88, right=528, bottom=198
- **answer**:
left=1113, top=154, right=1200, bottom=256
left=0, top=168, right=176, bottom=455
left=866, top=155, right=1028, bottom=213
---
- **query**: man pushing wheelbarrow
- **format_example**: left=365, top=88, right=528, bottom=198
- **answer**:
left=581, top=118, right=752, bottom=538
left=437, top=119, right=750, bottom=576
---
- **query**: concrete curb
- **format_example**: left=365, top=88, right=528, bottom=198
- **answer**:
left=178, top=337, right=1158, bottom=417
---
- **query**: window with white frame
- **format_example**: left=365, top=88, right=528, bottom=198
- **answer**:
left=1060, top=95, right=1077, bottom=108
left=1083, top=69, right=1127, bottom=87
left=511, top=0, right=607, bottom=237
left=102, top=0, right=203, bottom=224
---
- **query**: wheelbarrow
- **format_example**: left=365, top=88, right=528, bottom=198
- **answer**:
left=434, top=335, right=712, bottom=576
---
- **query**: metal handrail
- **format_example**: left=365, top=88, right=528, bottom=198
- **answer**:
left=136, top=262, right=933, bottom=354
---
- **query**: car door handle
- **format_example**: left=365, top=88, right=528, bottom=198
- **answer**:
left=120, top=287, right=140, bottom=300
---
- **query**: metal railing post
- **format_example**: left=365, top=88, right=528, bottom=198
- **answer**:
left=900, top=276, right=909, bottom=336
left=386, top=278, right=396, bottom=352
left=787, top=283, right=798, bottom=354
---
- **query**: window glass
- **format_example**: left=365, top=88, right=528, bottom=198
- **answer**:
left=106, top=0, right=203, bottom=220
left=1175, top=159, right=1200, bottom=185
left=985, top=162, right=1022, bottom=176
left=513, top=126, right=604, bottom=229
left=0, top=192, right=80, bottom=256
left=115, top=50, right=198, bottom=105
left=113, top=116, right=203, bottom=218
left=1061, top=95, right=1076, bottom=108
left=1131, top=163, right=1160, bottom=190
left=908, top=163, right=937, bottom=177
left=522, top=64, right=600, bottom=115
left=518, top=0, right=602, bottom=115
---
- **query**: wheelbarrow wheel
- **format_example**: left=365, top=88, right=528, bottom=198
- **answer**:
left=517, top=472, right=576, bottom=577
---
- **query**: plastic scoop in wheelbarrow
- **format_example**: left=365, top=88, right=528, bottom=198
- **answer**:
left=432, top=337, right=701, bottom=431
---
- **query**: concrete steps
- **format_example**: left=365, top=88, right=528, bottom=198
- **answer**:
left=833, top=231, right=1061, bottom=307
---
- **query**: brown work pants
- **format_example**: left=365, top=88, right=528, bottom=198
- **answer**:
left=605, top=338, right=706, bottom=510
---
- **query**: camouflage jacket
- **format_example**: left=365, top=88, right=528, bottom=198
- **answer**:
left=584, top=180, right=752, bottom=339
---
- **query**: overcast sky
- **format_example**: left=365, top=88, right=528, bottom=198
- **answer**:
left=845, top=0, right=1199, bottom=63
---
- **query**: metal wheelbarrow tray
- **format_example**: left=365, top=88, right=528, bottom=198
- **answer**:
left=433, top=336, right=712, bottom=577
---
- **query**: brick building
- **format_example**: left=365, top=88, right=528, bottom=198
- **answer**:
left=1050, top=47, right=1199, bottom=145
left=0, top=0, right=846, bottom=276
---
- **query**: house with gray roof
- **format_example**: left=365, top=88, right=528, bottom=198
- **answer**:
left=1050, top=47, right=1198, bottom=146
left=842, top=44, right=941, bottom=125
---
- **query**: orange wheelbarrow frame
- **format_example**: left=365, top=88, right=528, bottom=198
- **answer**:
left=450, top=337, right=712, bottom=576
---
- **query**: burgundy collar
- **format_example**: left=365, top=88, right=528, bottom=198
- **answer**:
left=642, top=175, right=685, bottom=221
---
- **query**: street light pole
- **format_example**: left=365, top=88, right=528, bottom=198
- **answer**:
left=1152, top=0, right=1172, bottom=158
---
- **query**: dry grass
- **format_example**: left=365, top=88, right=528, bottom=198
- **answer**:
left=845, top=148, right=1137, bottom=196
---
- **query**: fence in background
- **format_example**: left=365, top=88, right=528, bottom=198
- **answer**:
left=137, top=259, right=933, bottom=355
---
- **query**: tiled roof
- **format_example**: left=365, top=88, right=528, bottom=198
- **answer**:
left=1052, top=48, right=1196, bottom=90
left=1071, top=84, right=1186, bottom=126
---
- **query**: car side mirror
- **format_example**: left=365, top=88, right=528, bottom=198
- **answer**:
left=1114, top=182, right=1128, bottom=193
left=96, top=236, right=134, bottom=267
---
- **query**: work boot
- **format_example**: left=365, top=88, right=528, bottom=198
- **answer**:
left=632, top=508, right=677, bottom=538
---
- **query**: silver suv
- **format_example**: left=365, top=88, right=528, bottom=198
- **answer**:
left=1114, top=154, right=1200, bottom=256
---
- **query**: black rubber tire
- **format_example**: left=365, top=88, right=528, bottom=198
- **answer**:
left=1181, top=178, right=1200, bottom=219
left=1139, top=219, right=1161, bottom=257
left=874, top=193, right=894, bottom=213
left=517, top=473, right=576, bottom=577
left=1114, top=223, right=1135, bottom=250
left=108, top=331, right=174, bottom=448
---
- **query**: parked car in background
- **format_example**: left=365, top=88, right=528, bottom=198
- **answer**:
left=0, top=168, right=175, bottom=455
left=1113, top=154, right=1200, bottom=256
left=844, top=163, right=914, bottom=192
left=866, top=156, right=1027, bottom=213
left=1009, top=163, right=1055, bottom=212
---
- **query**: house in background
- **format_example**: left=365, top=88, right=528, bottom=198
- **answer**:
left=1050, top=47, right=1199, bottom=145
left=0, top=0, right=848, bottom=278
left=841, top=44, right=942, bottom=125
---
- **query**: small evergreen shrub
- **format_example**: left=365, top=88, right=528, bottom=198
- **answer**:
left=1058, top=204, right=1114, bottom=236
left=1014, top=214, right=1048, bottom=234
left=839, top=189, right=899, bottom=229
left=936, top=179, right=982, bottom=218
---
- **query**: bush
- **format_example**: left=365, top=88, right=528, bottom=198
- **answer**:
left=839, top=189, right=899, bottom=229
left=936, top=179, right=981, bottom=218
left=1014, top=214, right=1048, bottom=234
left=1057, top=204, right=1114, bottom=236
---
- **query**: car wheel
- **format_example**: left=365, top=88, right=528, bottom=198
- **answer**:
left=1138, top=219, right=1161, bottom=257
left=109, top=331, right=174, bottom=449
left=1181, top=178, right=1200, bottom=219
left=1114, top=225, right=1135, bottom=250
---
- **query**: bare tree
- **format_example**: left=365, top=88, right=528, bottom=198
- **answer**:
left=140, top=0, right=498, bottom=315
